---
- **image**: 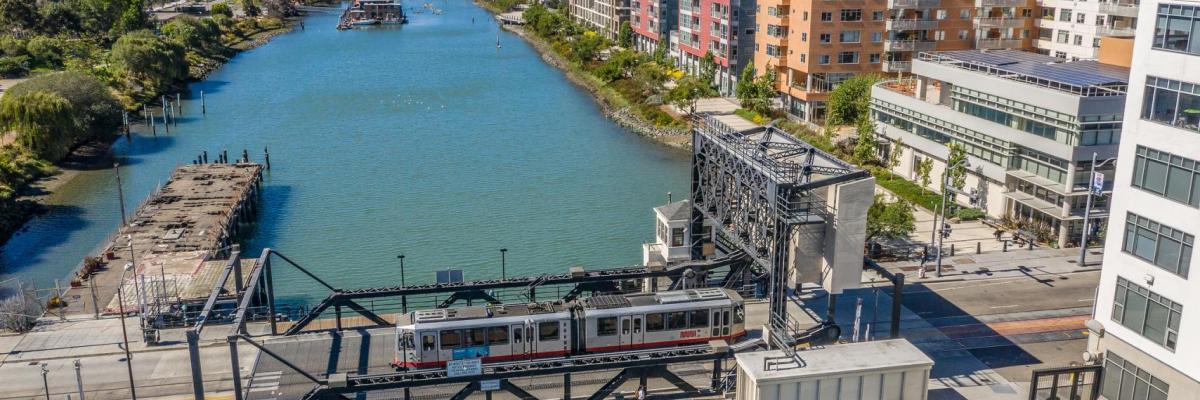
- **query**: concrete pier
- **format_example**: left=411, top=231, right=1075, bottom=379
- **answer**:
left=57, top=164, right=264, bottom=320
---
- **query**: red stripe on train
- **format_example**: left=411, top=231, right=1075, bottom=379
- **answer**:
left=584, top=333, right=744, bottom=353
left=392, top=332, right=746, bottom=369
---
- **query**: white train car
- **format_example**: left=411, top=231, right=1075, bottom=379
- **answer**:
left=581, top=288, right=745, bottom=353
left=393, top=302, right=571, bottom=369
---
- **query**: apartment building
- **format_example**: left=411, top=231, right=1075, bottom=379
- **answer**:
left=870, top=50, right=1129, bottom=248
left=1035, top=0, right=1139, bottom=60
left=753, top=0, right=1035, bottom=123
left=676, top=0, right=756, bottom=94
left=1087, top=1, right=1200, bottom=399
left=570, top=0, right=633, bottom=40
left=631, top=0, right=678, bottom=52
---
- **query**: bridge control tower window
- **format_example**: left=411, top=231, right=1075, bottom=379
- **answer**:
left=671, top=228, right=686, bottom=247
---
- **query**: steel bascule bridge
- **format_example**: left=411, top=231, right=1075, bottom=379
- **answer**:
left=183, top=116, right=884, bottom=400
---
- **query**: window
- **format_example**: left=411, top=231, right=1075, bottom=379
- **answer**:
left=1122, top=212, right=1194, bottom=277
left=1074, top=34, right=1083, bottom=45
left=1059, top=9, right=1072, bottom=22
left=934, top=30, right=945, bottom=40
left=820, top=11, right=832, bottom=21
left=873, top=11, right=884, bottom=20
left=538, top=322, right=559, bottom=341
left=646, top=313, right=665, bottom=331
left=766, top=44, right=781, bottom=56
left=800, top=53, right=806, bottom=62
left=440, top=330, right=461, bottom=349
left=1102, top=351, right=1170, bottom=400
left=1057, top=30, right=1070, bottom=43
left=597, top=317, right=618, bottom=336
left=960, top=9, right=971, bottom=19
left=1076, top=12, right=1086, bottom=23
left=869, top=53, right=881, bottom=63
left=621, top=318, right=631, bottom=334
left=1132, top=146, right=1200, bottom=207
left=958, top=30, right=968, bottom=40
left=689, top=310, right=709, bottom=328
left=935, top=9, right=946, bottom=20
left=819, top=33, right=831, bottom=43
left=1152, top=3, right=1200, bottom=55
left=803, top=11, right=808, bottom=21
left=870, top=32, right=882, bottom=42
left=818, top=54, right=830, bottom=64
left=839, top=30, right=860, bottom=43
left=489, top=326, right=508, bottom=345
left=466, top=327, right=487, bottom=346
left=513, top=326, right=523, bottom=343
left=633, top=317, right=641, bottom=333
left=840, top=8, right=861, bottom=21
left=837, top=51, right=858, bottom=64
left=670, top=227, right=685, bottom=246
left=1141, top=76, right=1200, bottom=134
left=667, top=311, right=687, bottom=329
left=423, top=334, right=435, bottom=351
left=1111, top=277, right=1183, bottom=350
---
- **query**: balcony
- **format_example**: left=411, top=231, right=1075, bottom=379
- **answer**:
left=883, top=40, right=937, bottom=52
left=974, top=17, right=1026, bottom=28
left=882, top=60, right=912, bottom=72
left=886, top=19, right=939, bottom=30
left=791, top=76, right=836, bottom=94
left=1097, top=25, right=1136, bottom=36
left=976, top=0, right=1023, bottom=6
left=888, top=0, right=939, bottom=8
left=976, top=38, right=1023, bottom=49
left=1097, top=1, right=1139, bottom=17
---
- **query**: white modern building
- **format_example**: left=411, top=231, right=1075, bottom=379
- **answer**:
left=569, top=0, right=632, bottom=40
left=1086, top=0, right=1200, bottom=398
left=870, top=49, right=1128, bottom=248
left=1035, top=0, right=1139, bottom=60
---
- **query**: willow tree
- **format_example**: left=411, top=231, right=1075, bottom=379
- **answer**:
left=1, top=91, right=76, bottom=160
left=111, top=29, right=187, bottom=95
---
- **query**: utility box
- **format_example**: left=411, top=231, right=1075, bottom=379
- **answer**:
left=733, top=340, right=933, bottom=400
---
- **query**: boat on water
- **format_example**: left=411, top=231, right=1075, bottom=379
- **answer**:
left=338, top=0, right=407, bottom=29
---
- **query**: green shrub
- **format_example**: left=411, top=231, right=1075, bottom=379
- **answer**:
left=955, top=207, right=986, bottom=221
left=872, top=167, right=943, bottom=212
left=25, top=36, right=63, bottom=68
left=6, top=71, right=122, bottom=141
left=0, top=55, right=29, bottom=77
left=211, top=2, right=233, bottom=17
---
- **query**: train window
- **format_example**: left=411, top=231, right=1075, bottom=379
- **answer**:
left=538, top=322, right=559, bottom=341
left=633, top=317, right=642, bottom=333
left=597, top=317, right=618, bottom=336
left=513, top=327, right=523, bottom=343
left=489, top=326, right=509, bottom=345
left=646, top=313, right=665, bottom=331
left=689, top=310, right=708, bottom=328
left=440, top=330, right=461, bottom=350
left=667, top=311, right=687, bottom=330
left=400, top=332, right=414, bottom=349
left=723, top=311, right=730, bottom=326
left=423, top=334, right=435, bottom=351
left=621, top=318, right=631, bottom=335
left=734, top=305, right=745, bottom=324
left=466, top=328, right=487, bottom=346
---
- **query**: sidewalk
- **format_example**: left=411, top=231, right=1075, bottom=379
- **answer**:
left=868, top=246, right=1098, bottom=284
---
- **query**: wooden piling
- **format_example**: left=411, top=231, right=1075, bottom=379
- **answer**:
left=263, top=147, right=270, bottom=170
left=151, top=110, right=157, bottom=135
left=176, top=93, right=182, bottom=116
left=201, top=91, right=206, bottom=115
left=242, top=149, right=249, bottom=163
left=203, top=151, right=208, bottom=164
left=144, top=104, right=150, bottom=127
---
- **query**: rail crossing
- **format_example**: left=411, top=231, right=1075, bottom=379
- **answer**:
left=184, top=117, right=878, bottom=400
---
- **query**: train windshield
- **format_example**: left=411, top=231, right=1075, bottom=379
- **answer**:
left=733, top=304, right=745, bottom=324
left=399, top=330, right=415, bottom=349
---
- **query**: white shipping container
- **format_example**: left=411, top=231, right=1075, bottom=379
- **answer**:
left=734, top=339, right=933, bottom=400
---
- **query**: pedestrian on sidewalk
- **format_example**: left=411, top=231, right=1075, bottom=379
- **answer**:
left=918, top=249, right=928, bottom=279
left=994, top=229, right=1003, bottom=242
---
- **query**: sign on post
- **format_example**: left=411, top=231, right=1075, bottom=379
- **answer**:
left=446, top=358, right=482, bottom=378
left=1091, top=172, right=1105, bottom=195
left=480, top=379, right=501, bottom=391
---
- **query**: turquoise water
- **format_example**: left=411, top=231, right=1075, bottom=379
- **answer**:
left=0, top=3, right=689, bottom=301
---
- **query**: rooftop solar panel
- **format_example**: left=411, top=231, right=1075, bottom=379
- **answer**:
left=931, top=50, right=1128, bottom=87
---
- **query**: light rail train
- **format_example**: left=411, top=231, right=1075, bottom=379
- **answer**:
left=392, top=288, right=746, bottom=369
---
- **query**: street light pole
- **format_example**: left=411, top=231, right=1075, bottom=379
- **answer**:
left=1079, top=152, right=1117, bottom=267
left=116, top=265, right=138, bottom=400
left=74, top=359, right=85, bottom=400
left=40, top=363, right=49, bottom=400
left=936, top=159, right=970, bottom=277
left=500, top=248, right=508, bottom=280
left=397, top=254, right=407, bottom=313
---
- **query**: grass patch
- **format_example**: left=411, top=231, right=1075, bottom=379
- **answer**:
left=871, top=167, right=943, bottom=212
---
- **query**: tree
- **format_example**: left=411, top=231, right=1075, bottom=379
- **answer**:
left=632, top=61, right=666, bottom=90
left=853, top=118, right=878, bottom=165
left=242, top=0, right=261, bottom=18
left=825, top=74, right=881, bottom=126
left=651, top=42, right=668, bottom=65
left=6, top=71, right=121, bottom=141
left=111, top=0, right=150, bottom=36
left=211, top=2, right=234, bottom=18
left=668, top=75, right=714, bottom=115
left=916, top=157, right=933, bottom=188
left=0, top=0, right=39, bottom=33
left=942, top=142, right=968, bottom=191
left=749, top=67, right=777, bottom=114
left=735, top=61, right=755, bottom=108
left=571, top=30, right=604, bottom=61
left=111, top=30, right=188, bottom=95
left=886, top=137, right=903, bottom=169
left=698, top=52, right=717, bottom=87
left=39, top=2, right=83, bottom=35
left=866, top=195, right=916, bottom=242
left=163, top=16, right=221, bottom=52
left=0, top=91, right=76, bottom=160
left=618, top=21, right=633, bottom=48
